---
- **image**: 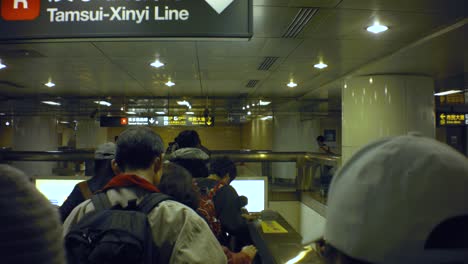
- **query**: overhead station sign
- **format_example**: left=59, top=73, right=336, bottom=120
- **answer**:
left=0, top=0, right=252, bottom=40
left=437, top=113, right=468, bottom=127
left=100, top=115, right=214, bottom=127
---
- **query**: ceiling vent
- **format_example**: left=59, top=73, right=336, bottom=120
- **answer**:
left=246, top=80, right=259, bottom=88
left=282, top=8, right=318, bottom=38
left=258, top=57, right=279, bottom=71
left=0, top=80, right=25, bottom=89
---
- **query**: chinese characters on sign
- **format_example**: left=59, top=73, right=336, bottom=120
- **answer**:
left=437, top=113, right=467, bottom=126
left=439, top=93, right=465, bottom=105
left=100, top=115, right=215, bottom=127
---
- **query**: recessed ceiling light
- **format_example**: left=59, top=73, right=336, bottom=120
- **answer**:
left=120, top=107, right=124, bottom=111
left=261, top=116, right=273, bottom=120
left=185, top=111, right=195, bottom=115
left=0, top=60, right=6, bottom=70
left=150, top=59, right=165, bottom=68
left=369, top=77, right=373, bottom=84
left=94, top=101, right=112, bottom=107
left=126, top=111, right=136, bottom=115
left=247, top=111, right=251, bottom=115
left=367, top=22, right=388, bottom=34
left=5, top=121, right=10, bottom=126
left=41, top=101, right=61, bottom=106
left=246, top=105, right=250, bottom=109
left=259, top=100, right=271, bottom=106
left=165, top=81, right=175, bottom=87
left=156, top=111, right=166, bottom=115
left=344, top=84, right=348, bottom=89
left=314, top=62, right=328, bottom=69
left=44, top=81, right=55, bottom=88
left=287, top=81, right=298, bottom=88
left=434, top=90, right=463, bottom=96
left=242, top=107, right=245, bottom=110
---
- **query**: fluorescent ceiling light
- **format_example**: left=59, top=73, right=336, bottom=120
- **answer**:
left=434, top=90, right=463, bottom=96
left=287, top=81, right=298, bottom=88
left=367, top=22, right=388, bottom=34
left=0, top=61, right=6, bottom=70
left=0, top=113, right=5, bottom=116
left=251, top=104, right=255, bottom=107
left=259, top=100, right=271, bottom=106
left=165, top=81, right=175, bottom=87
left=60, top=121, right=69, bottom=124
left=177, top=100, right=192, bottom=109
left=126, top=111, right=136, bottom=115
left=42, top=101, right=61, bottom=106
left=247, top=111, right=251, bottom=115
left=150, top=59, right=165, bottom=68
left=156, top=111, right=166, bottom=115
left=261, top=116, right=273, bottom=120
left=314, top=62, right=328, bottom=69
left=185, top=112, right=195, bottom=115
left=44, top=81, right=55, bottom=88
left=94, top=101, right=112, bottom=107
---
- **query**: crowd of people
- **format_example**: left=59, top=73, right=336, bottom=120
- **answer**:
left=1, top=127, right=467, bottom=264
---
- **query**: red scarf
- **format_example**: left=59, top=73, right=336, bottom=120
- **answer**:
left=101, top=174, right=160, bottom=193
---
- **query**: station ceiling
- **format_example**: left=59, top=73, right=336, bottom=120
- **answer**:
left=0, top=0, right=466, bottom=118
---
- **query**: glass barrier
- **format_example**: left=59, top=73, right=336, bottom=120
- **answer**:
left=0, top=149, right=341, bottom=205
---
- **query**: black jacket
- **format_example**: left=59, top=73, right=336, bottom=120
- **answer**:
left=195, top=178, right=250, bottom=245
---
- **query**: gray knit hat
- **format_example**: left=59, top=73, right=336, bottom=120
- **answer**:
left=0, top=165, right=66, bottom=264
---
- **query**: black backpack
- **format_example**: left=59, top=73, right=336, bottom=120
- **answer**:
left=65, top=192, right=172, bottom=264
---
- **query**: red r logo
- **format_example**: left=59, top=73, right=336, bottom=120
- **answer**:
left=1, top=0, right=40, bottom=21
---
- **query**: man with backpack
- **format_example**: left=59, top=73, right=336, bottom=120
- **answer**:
left=63, top=127, right=226, bottom=263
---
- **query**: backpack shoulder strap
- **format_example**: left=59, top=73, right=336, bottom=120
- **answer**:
left=78, top=181, right=92, bottom=200
left=138, top=193, right=173, bottom=215
left=91, top=192, right=112, bottom=212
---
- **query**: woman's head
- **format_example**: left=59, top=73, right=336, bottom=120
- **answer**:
left=210, top=156, right=237, bottom=184
left=159, top=162, right=199, bottom=210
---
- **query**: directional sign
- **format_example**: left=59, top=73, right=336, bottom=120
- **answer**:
left=436, top=112, right=467, bottom=127
left=100, top=116, right=216, bottom=127
left=0, top=0, right=252, bottom=41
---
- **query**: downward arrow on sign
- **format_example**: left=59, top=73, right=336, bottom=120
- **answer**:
left=205, top=0, right=235, bottom=14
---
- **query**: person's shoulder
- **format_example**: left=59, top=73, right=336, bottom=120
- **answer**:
left=149, top=200, right=202, bottom=221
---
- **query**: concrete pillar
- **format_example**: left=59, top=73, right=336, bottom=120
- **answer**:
left=12, top=116, right=58, bottom=176
left=272, top=114, right=320, bottom=181
left=76, top=120, right=107, bottom=149
left=342, top=75, right=435, bottom=164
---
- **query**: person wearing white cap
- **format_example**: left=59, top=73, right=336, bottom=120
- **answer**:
left=0, top=165, right=66, bottom=264
left=322, top=133, right=468, bottom=263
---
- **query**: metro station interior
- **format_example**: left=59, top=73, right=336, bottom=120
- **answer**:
left=0, top=0, right=467, bottom=263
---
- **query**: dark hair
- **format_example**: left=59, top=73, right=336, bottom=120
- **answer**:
left=317, top=136, right=325, bottom=142
left=115, top=127, right=164, bottom=172
left=171, top=159, right=209, bottom=178
left=210, top=156, right=237, bottom=182
left=89, top=159, right=115, bottom=191
left=159, top=162, right=199, bottom=210
left=175, top=130, right=201, bottom=148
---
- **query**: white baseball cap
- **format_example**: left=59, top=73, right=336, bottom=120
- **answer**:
left=325, top=133, right=468, bottom=263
